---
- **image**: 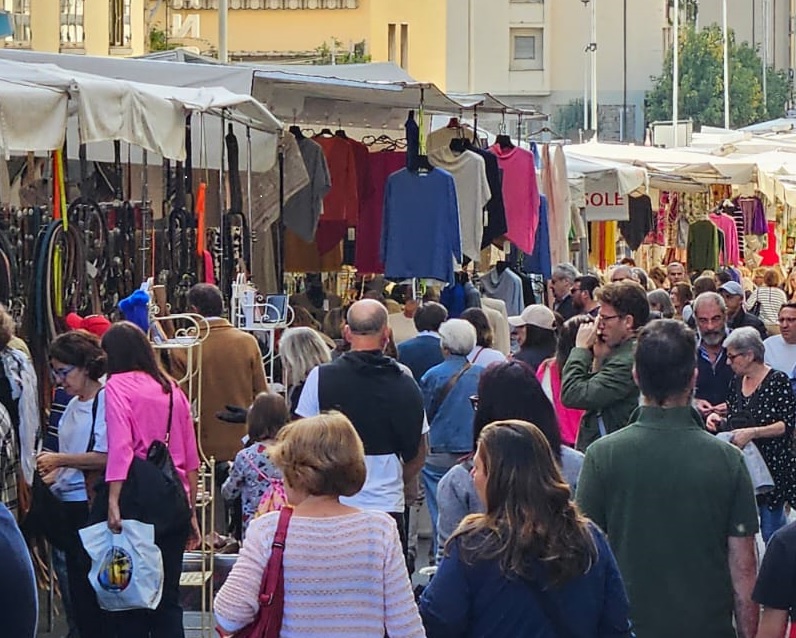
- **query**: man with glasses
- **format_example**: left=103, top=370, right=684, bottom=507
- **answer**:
left=693, top=292, right=733, bottom=419
left=764, top=303, right=796, bottom=392
left=561, top=281, right=650, bottom=451
left=549, top=263, right=579, bottom=321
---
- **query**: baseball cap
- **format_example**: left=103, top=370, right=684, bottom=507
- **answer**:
left=718, top=281, right=744, bottom=297
left=508, top=305, right=557, bottom=330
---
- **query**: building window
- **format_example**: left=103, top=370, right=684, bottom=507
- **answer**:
left=400, top=24, right=408, bottom=70
left=2, top=0, right=31, bottom=45
left=110, top=0, right=132, bottom=48
left=60, top=0, right=85, bottom=46
left=387, top=23, right=396, bottom=63
left=510, top=28, right=543, bottom=70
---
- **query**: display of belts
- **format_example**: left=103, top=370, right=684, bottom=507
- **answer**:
left=149, top=311, right=215, bottom=638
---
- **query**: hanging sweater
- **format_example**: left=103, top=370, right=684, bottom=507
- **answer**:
left=381, top=168, right=461, bottom=284
left=214, top=510, right=425, bottom=638
left=687, top=219, right=719, bottom=273
left=489, top=145, right=541, bottom=254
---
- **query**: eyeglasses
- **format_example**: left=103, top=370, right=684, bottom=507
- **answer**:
left=51, top=364, right=75, bottom=380
left=597, top=314, right=621, bottom=323
left=726, top=352, right=748, bottom=362
left=469, top=395, right=479, bottom=410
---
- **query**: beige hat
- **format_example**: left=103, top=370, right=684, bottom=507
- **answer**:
left=508, top=304, right=557, bottom=330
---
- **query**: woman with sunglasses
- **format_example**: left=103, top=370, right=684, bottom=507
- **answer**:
left=420, top=420, right=632, bottom=637
left=435, top=360, right=583, bottom=562
left=36, top=330, right=109, bottom=638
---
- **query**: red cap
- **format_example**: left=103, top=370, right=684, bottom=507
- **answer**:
left=65, top=312, right=83, bottom=331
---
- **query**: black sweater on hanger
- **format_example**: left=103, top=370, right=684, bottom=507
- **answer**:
left=464, top=142, right=508, bottom=248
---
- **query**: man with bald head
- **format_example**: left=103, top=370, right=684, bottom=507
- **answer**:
left=296, top=299, right=426, bottom=552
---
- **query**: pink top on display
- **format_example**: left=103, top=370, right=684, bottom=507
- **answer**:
left=105, top=371, right=200, bottom=496
left=488, top=144, right=540, bottom=254
left=708, top=212, right=740, bottom=266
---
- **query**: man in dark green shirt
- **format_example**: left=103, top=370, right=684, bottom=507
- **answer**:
left=576, top=319, right=760, bottom=638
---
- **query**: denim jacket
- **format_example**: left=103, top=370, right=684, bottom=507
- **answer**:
left=420, top=355, right=482, bottom=454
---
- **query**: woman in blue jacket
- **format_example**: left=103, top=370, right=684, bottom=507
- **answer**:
left=419, top=420, right=633, bottom=638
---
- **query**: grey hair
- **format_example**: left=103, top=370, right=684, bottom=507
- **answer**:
left=693, top=291, right=726, bottom=315
left=722, top=326, right=765, bottom=363
left=552, top=263, right=580, bottom=283
left=346, top=299, right=388, bottom=335
left=439, top=319, right=477, bottom=356
left=611, top=265, right=636, bottom=281
left=647, top=289, right=675, bottom=318
left=279, top=327, right=332, bottom=386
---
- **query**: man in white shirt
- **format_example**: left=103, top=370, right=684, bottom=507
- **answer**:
left=764, top=303, right=796, bottom=384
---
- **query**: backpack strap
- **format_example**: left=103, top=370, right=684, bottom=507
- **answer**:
left=428, top=362, right=473, bottom=422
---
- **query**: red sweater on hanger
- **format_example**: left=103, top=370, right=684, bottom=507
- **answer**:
left=313, top=135, right=359, bottom=254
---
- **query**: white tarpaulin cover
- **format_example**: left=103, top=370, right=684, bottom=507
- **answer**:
left=0, top=79, right=67, bottom=153
left=568, top=142, right=756, bottom=186
left=0, top=52, right=282, bottom=166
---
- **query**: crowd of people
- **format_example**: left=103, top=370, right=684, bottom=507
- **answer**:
left=6, top=258, right=796, bottom=637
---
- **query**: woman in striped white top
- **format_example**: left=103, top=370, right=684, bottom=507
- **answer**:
left=214, top=412, right=425, bottom=638
left=747, top=268, right=787, bottom=325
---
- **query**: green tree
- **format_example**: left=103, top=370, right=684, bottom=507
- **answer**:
left=148, top=27, right=178, bottom=52
left=313, top=38, right=371, bottom=65
left=646, top=25, right=790, bottom=130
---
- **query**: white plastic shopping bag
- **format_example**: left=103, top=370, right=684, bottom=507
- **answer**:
left=79, top=519, right=164, bottom=612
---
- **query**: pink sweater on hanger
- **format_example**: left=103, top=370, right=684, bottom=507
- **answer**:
left=489, top=144, right=541, bottom=254
left=709, top=212, right=740, bottom=266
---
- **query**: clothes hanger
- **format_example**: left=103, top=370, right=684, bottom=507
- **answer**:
left=334, top=120, right=347, bottom=139
left=495, top=114, right=514, bottom=150
left=289, top=125, right=305, bottom=140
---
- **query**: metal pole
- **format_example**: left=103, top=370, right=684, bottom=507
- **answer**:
left=723, top=0, right=730, bottom=128
left=590, top=0, right=598, bottom=136
left=219, top=0, right=228, bottom=63
left=673, top=0, right=680, bottom=147
left=583, top=46, right=589, bottom=130
left=763, top=0, right=769, bottom=111
left=622, top=0, right=627, bottom=141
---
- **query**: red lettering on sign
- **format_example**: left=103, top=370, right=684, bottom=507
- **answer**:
left=586, top=192, right=624, bottom=207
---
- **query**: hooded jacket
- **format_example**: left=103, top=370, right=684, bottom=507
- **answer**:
left=318, top=350, right=424, bottom=462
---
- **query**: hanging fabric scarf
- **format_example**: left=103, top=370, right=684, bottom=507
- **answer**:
left=1, top=347, right=39, bottom=485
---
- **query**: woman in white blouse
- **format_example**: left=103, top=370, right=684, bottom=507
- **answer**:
left=462, top=308, right=507, bottom=368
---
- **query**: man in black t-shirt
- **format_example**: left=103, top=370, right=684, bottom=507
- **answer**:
left=754, top=521, right=796, bottom=638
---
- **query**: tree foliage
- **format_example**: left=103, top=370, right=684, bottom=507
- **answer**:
left=646, top=25, right=790, bottom=130
left=313, top=38, right=371, bottom=65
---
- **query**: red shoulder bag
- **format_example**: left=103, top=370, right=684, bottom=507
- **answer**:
left=221, top=506, right=294, bottom=638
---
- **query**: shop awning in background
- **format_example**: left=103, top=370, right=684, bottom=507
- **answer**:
left=568, top=142, right=757, bottom=186
left=564, top=151, right=648, bottom=221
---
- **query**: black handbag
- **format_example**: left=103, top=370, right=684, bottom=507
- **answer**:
left=91, top=390, right=191, bottom=540
left=22, top=471, right=72, bottom=550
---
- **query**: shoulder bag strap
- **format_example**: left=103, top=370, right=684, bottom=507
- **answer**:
left=164, top=386, right=174, bottom=447
left=258, top=506, right=293, bottom=610
left=428, top=362, right=473, bottom=422
left=86, top=389, right=102, bottom=453
left=471, top=347, right=485, bottom=364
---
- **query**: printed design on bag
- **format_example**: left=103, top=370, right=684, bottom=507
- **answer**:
left=97, top=546, right=133, bottom=592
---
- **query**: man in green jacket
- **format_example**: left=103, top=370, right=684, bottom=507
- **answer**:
left=561, top=281, right=649, bottom=451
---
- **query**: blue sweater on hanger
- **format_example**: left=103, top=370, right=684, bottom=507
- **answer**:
left=524, top=194, right=552, bottom=280
left=381, top=168, right=461, bottom=284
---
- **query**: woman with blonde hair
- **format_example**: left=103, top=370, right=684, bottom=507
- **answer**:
left=746, top=267, right=787, bottom=325
left=214, top=412, right=424, bottom=638
left=420, top=420, right=631, bottom=637
left=279, top=327, right=331, bottom=417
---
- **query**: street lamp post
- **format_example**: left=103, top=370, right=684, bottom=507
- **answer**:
left=581, top=0, right=598, bottom=136
left=722, top=0, right=730, bottom=128
left=219, top=0, right=229, bottom=63
left=673, top=0, right=679, bottom=147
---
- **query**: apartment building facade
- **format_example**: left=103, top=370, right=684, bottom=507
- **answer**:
left=160, top=0, right=670, bottom=140
left=2, top=0, right=147, bottom=56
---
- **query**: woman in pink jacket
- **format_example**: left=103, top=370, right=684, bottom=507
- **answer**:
left=536, top=315, right=590, bottom=447
left=101, top=321, right=201, bottom=638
